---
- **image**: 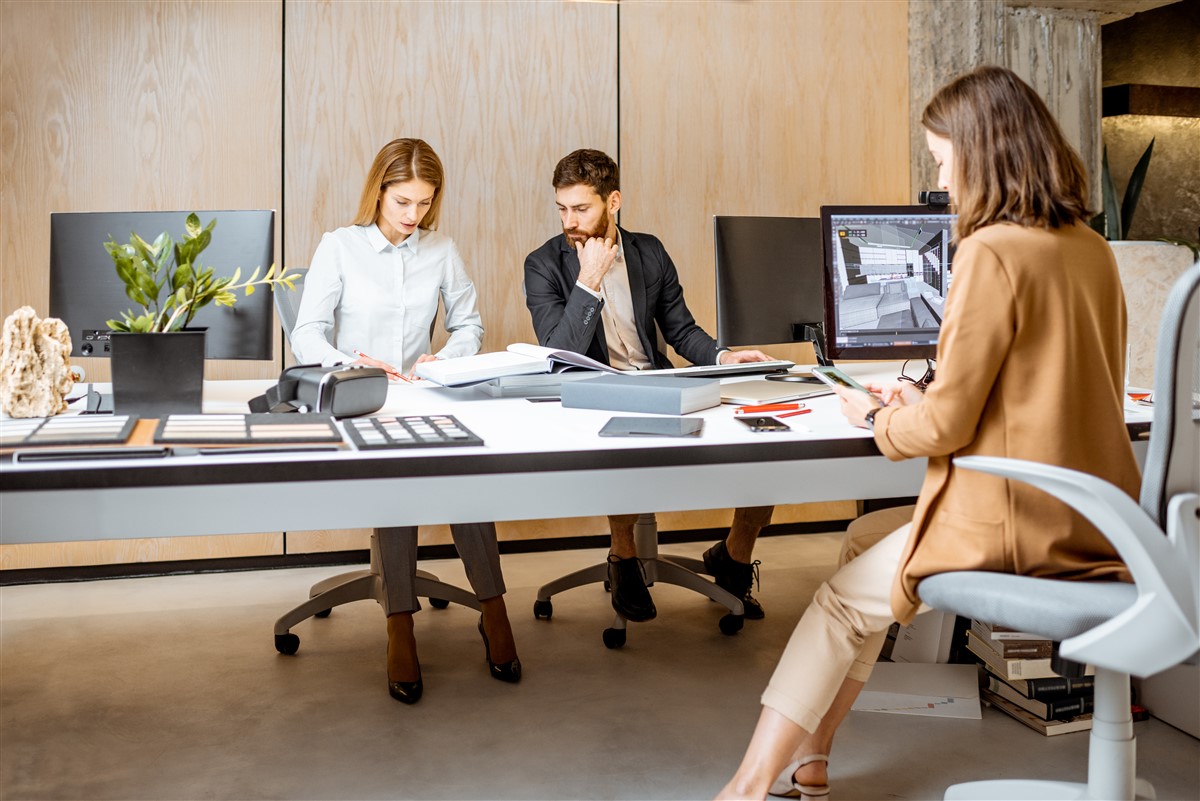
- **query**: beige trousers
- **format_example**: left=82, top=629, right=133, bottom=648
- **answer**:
left=761, top=505, right=920, bottom=733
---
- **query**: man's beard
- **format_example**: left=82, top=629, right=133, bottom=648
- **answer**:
left=564, top=207, right=611, bottom=246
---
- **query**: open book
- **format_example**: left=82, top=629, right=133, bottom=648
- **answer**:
left=415, top=343, right=796, bottom=387
left=414, top=344, right=618, bottom=387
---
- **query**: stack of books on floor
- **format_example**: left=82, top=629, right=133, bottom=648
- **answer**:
left=967, top=620, right=1095, bottom=736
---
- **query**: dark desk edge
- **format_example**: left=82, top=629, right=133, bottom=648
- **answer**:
left=0, top=421, right=1152, bottom=493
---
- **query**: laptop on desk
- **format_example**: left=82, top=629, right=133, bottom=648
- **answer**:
left=720, top=378, right=833, bottom=406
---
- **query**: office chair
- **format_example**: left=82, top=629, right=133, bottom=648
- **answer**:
left=273, top=266, right=307, bottom=353
left=271, top=269, right=482, bottom=656
left=918, top=265, right=1200, bottom=801
left=533, top=513, right=747, bottom=649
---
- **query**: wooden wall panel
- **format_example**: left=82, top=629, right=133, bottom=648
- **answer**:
left=0, top=0, right=284, bottom=568
left=283, top=0, right=618, bottom=355
left=0, top=534, right=283, bottom=571
left=618, top=0, right=911, bottom=364
left=0, top=0, right=284, bottom=383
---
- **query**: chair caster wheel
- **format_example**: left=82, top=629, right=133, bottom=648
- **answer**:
left=533, top=599, right=553, bottom=620
left=602, top=627, right=627, bottom=649
left=428, top=598, right=450, bottom=609
left=275, top=633, right=300, bottom=655
left=313, top=608, right=332, bottom=618
left=719, top=613, right=744, bottom=636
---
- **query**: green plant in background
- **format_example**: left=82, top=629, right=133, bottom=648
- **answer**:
left=105, top=212, right=299, bottom=333
left=1090, top=137, right=1154, bottom=241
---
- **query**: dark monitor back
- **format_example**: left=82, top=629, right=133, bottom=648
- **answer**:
left=820, top=205, right=956, bottom=361
left=50, top=210, right=275, bottom=360
left=713, top=216, right=824, bottom=348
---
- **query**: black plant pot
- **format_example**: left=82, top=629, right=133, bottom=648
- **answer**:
left=110, top=330, right=206, bottom=416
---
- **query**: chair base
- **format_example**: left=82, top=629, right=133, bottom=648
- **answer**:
left=533, top=514, right=744, bottom=645
left=944, top=778, right=1156, bottom=800
left=273, top=530, right=481, bottom=642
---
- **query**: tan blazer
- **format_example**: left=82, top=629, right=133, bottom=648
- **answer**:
left=874, top=221, right=1141, bottom=624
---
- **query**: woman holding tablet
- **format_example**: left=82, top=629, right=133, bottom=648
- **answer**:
left=292, top=138, right=520, bottom=704
left=716, top=67, right=1140, bottom=799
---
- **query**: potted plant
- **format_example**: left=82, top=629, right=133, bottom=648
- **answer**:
left=105, top=212, right=299, bottom=416
left=1091, top=139, right=1197, bottom=390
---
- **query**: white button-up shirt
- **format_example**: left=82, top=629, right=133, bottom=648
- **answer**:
left=290, top=224, right=484, bottom=373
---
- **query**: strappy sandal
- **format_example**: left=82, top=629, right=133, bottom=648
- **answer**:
left=767, top=753, right=830, bottom=799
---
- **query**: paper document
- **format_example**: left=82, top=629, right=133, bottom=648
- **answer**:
left=415, top=344, right=617, bottom=387
left=851, top=662, right=981, bottom=719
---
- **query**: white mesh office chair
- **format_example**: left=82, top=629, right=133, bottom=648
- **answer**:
left=533, top=513, right=747, bottom=649
left=271, top=269, right=481, bottom=656
left=274, top=266, right=307, bottom=354
left=919, top=265, right=1200, bottom=801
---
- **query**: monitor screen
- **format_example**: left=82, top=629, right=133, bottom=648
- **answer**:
left=713, top=216, right=824, bottom=348
left=821, top=205, right=956, bottom=360
left=50, top=210, right=276, bottom=360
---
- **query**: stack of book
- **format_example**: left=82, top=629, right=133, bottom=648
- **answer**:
left=967, top=620, right=1095, bottom=736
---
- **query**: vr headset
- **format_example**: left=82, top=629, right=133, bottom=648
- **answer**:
left=249, top=364, right=388, bottom=418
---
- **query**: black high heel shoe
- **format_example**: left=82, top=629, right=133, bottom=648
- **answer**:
left=386, top=644, right=423, bottom=704
left=478, top=616, right=522, bottom=683
left=388, top=675, right=423, bottom=704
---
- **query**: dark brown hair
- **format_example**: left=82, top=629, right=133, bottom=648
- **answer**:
left=352, top=138, right=445, bottom=230
left=552, top=149, right=620, bottom=199
left=921, top=66, right=1092, bottom=241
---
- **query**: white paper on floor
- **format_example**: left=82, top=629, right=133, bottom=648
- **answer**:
left=852, top=661, right=982, bottom=719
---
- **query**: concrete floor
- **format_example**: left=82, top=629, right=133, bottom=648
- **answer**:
left=2, top=532, right=1197, bottom=801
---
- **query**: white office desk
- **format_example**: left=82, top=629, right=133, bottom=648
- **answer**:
left=0, top=364, right=1152, bottom=544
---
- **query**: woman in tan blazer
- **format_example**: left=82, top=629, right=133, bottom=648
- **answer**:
left=716, top=66, right=1141, bottom=800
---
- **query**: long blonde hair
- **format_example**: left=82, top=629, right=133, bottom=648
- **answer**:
left=352, top=138, right=445, bottom=230
left=921, top=66, right=1092, bottom=241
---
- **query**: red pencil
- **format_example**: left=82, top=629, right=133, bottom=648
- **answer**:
left=735, top=403, right=803, bottom=414
left=776, top=409, right=812, bottom=419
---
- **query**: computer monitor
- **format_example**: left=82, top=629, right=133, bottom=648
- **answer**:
left=50, top=210, right=276, bottom=360
left=821, top=205, right=956, bottom=361
left=713, top=216, right=826, bottom=355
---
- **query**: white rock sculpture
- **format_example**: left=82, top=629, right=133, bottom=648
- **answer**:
left=0, top=306, right=76, bottom=418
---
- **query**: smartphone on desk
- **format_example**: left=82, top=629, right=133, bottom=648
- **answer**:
left=735, top=416, right=791, bottom=432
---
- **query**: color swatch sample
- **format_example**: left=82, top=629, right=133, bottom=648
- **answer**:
left=0, top=415, right=137, bottom=447
left=342, top=415, right=484, bottom=450
left=153, top=414, right=342, bottom=444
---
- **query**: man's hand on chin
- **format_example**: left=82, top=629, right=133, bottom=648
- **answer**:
left=575, top=237, right=619, bottom=291
left=719, top=349, right=774, bottom=364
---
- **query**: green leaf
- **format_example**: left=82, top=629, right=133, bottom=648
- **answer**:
left=1101, top=147, right=1122, bottom=240
left=1120, top=138, right=1154, bottom=239
left=193, top=228, right=212, bottom=255
left=244, top=283, right=255, bottom=297
left=131, top=232, right=160, bottom=266
left=173, top=261, right=193, bottom=292
left=185, top=212, right=201, bottom=239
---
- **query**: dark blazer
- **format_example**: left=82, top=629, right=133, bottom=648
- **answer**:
left=523, top=227, right=720, bottom=369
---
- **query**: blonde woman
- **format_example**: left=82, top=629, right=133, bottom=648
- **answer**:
left=293, top=139, right=520, bottom=704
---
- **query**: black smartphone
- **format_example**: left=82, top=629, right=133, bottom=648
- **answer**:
left=735, top=415, right=791, bottom=432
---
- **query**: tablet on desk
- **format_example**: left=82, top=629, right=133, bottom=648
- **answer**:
left=598, top=417, right=704, bottom=438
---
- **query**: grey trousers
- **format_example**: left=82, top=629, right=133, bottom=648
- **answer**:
left=377, top=523, right=507, bottom=615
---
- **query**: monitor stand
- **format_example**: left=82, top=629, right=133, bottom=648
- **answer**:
left=80, top=386, right=114, bottom=414
left=782, top=323, right=834, bottom=381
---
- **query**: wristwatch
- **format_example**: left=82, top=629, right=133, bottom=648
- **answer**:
left=863, top=406, right=881, bottom=430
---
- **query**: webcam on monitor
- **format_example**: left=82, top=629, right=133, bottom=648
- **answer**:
left=918, top=190, right=950, bottom=208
